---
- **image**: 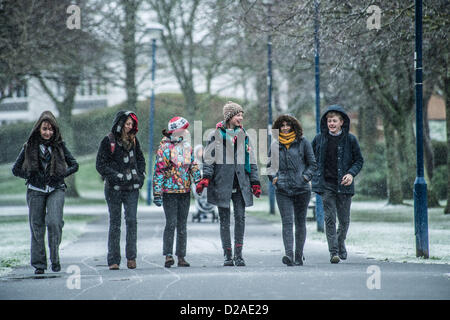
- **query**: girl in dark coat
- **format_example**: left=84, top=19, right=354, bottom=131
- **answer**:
left=12, top=111, right=79, bottom=274
left=269, top=114, right=317, bottom=266
left=96, top=110, right=146, bottom=270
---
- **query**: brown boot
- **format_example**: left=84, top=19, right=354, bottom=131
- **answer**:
left=165, top=255, right=175, bottom=268
left=109, top=264, right=119, bottom=270
left=127, top=260, right=136, bottom=269
left=177, top=256, right=190, bottom=267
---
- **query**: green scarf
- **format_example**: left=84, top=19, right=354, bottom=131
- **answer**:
left=216, top=121, right=251, bottom=174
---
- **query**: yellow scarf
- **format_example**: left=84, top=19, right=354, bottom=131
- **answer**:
left=279, top=131, right=296, bottom=149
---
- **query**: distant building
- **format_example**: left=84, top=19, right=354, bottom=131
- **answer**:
left=0, top=77, right=125, bottom=126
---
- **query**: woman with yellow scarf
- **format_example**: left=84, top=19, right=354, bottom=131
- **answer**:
left=270, top=114, right=317, bottom=266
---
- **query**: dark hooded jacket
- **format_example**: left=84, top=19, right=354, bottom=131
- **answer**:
left=96, top=110, right=146, bottom=191
left=268, top=114, right=317, bottom=196
left=311, top=105, right=364, bottom=195
left=12, top=111, right=79, bottom=189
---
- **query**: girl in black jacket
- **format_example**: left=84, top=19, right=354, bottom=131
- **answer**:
left=96, top=110, right=146, bottom=270
left=270, top=114, right=317, bottom=266
left=12, top=111, right=79, bottom=274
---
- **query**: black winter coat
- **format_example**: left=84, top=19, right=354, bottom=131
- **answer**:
left=12, top=142, right=78, bottom=189
left=269, top=137, right=317, bottom=196
left=96, top=110, right=146, bottom=191
left=311, top=105, right=364, bottom=195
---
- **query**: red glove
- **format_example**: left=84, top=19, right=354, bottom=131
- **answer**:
left=196, top=178, right=209, bottom=195
left=251, top=184, right=261, bottom=198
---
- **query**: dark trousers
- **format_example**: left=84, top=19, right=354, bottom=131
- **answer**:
left=26, top=188, right=65, bottom=270
left=105, top=187, right=139, bottom=266
left=218, top=191, right=246, bottom=251
left=275, top=191, right=311, bottom=258
left=162, top=193, right=191, bottom=257
left=322, top=182, right=352, bottom=255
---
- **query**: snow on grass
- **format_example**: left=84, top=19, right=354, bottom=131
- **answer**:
left=0, top=214, right=97, bottom=276
left=250, top=197, right=450, bottom=265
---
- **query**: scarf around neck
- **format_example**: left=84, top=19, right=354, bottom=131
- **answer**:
left=216, top=121, right=251, bottom=174
left=279, top=131, right=296, bottom=149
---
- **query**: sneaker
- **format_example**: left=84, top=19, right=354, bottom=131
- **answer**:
left=177, top=257, right=190, bottom=267
left=282, top=255, right=294, bottom=266
left=165, top=255, right=175, bottom=268
left=127, top=260, right=136, bottom=269
left=34, top=268, right=45, bottom=275
left=234, top=256, right=246, bottom=267
left=109, top=264, right=120, bottom=270
left=51, top=263, right=61, bottom=272
left=330, top=255, right=340, bottom=264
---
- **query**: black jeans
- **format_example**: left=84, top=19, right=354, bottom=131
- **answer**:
left=105, top=187, right=139, bottom=266
left=322, top=182, right=352, bottom=255
left=218, top=190, right=246, bottom=251
left=162, top=193, right=191, bottom=257
left=275, top=191, right=311, bottom=258
left=26, top=188, right=65, bottom=270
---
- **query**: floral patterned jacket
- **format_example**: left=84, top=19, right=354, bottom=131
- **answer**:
left=152, top=136, right=201, bottom=196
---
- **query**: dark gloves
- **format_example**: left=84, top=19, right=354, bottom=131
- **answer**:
left=153, top=194, right=162, bottom=207
left=251, top=183, right=261, bottom=198
left=196, top=178, right=210, bottom=195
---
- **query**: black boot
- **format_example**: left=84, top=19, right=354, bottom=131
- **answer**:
left=233, top=244, right=246, bottom=267
left=223, top=248, right=234, bottom=266
left=294, top=252, right=304, bottom=266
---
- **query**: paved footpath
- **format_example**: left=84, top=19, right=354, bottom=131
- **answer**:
left=0, top=204, right=449, bottom=300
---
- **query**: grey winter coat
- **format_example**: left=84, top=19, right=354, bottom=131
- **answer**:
left=311, top=105, right=364, bottom=195
left=268, top=137, right=317, bottom=196
left=202, top=128, right=260, bottom=208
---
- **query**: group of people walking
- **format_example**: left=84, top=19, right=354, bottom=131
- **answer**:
left=12, top=101, right=363, bottom=274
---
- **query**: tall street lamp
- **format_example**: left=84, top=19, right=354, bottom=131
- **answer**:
left=146, top=26, right=163, bottom=205
left=413, top=0, right=429, bottom=258
left=314, top=0, right=324, bottom=232
left=263, top=0, right=276, bottom=215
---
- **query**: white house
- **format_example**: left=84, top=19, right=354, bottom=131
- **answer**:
left=0, top=77, right=126, bottom=126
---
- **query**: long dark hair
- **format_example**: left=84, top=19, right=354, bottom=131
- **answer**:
left=22, top=111, right=67, bottom=176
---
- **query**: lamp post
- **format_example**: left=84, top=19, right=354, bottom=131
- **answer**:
left=314, top=0, right=324, bottom=232
left=413, top=0, right=429, bottom=258
left=146, top=27, right=163, bottom=205
left=263, top=0, right=276, bottom=215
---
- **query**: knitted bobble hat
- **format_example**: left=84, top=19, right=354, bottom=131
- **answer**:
left=167, top=116, right=189, bottom=133
left=223, top=101, right=244, bottom=122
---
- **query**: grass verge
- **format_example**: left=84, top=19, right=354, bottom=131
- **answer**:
left=0, top=214, right=98, bottom=276
left=248, top=197, right=450, bottom=264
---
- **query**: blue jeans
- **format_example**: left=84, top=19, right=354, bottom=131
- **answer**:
left=275, top=191, right=310, bottom=258
left=105, top=187, right=139, bottom=266
left=26, top=188, right=65, bottom=270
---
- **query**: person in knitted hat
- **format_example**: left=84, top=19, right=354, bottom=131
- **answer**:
left=197, top=101, right=261, bottom=267
left=96, top=110, right=146, bottom=270
left=153, top=116, right=201, bottom=268
left=12, top=111, right=79, bottom=274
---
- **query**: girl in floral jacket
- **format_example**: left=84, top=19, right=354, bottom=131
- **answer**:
left=153, top=117, right=201, bottom=268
